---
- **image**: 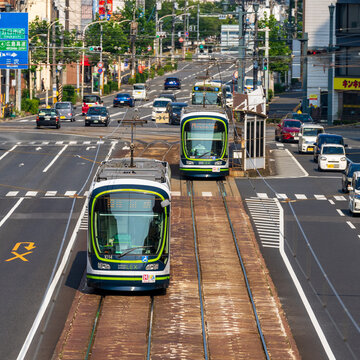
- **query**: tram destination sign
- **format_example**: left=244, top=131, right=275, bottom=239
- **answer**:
left=0, top=13, right=28, bottom=69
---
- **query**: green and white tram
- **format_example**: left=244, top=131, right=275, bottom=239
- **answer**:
left=87, top=158, right=171, bottom=291
left=180, top=110, right=229, bottom=178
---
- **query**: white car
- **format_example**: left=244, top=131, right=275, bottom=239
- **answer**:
left=349, top=171, right=360, bottom=215
left=298, top=124, right=324, bottom=153
left=225, top=92, right=233, bottom=107
left=132, top=83, right=148, bottom=101
left=152, top=98, right=172, bottom=120
left=318, top=144, right=347, bottom=171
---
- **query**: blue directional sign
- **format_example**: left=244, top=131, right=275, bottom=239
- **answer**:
left=0, top=13, right=28, bottom=69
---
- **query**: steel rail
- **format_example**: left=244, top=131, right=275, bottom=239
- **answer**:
left=186, top=180, right=209, bottom=360
left=217, top=180, right=270, bottom=360
left=146, top=296, right=155, bottom=360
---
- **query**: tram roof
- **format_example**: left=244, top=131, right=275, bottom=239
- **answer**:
left=181, top=107, right=229, bottom=122
left=95, top=158, right=170, bottom=185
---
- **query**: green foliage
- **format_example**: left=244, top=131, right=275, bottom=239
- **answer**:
left=108, top=81, right=119, bottom=91
left=163, top=64, right=173, bottom=73
left=62, top=85, right=78, bottom=104
left=274, top=83, right=286, bottom=94
left=128, top=77, right=136, bottom=85
left=268, top=89, right=274, bottom=102
left=21, top=98, right=40, bottom=114
left=103, top=83, right=110, bottom=95
left=258, top=15, right=292, bottom=76
left=185, top=52, right=192, bottom=60
left=156, top=68, right=165, bottom=76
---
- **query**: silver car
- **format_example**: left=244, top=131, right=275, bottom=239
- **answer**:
left=54, top=101, right=76, bottom=122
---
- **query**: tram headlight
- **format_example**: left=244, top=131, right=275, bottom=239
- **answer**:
left=186, top=161, right=194, bottom=165
left=98, top=262, right=110, bottom=270
left=215, top=161, right=222, bottom=165
left=145, top=263, right=159, bottom=270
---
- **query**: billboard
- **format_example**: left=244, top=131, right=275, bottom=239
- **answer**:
left=0, top=12, right=28, bottom=69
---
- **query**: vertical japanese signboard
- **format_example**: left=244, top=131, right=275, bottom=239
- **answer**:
left=0, top=13, right=28, bottom=69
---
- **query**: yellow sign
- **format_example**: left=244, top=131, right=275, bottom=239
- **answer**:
left=334, top=77, right=360, bottom=91
left=155, top=113, right=169, bottom=124
left=5, top=242, right=36, bottom=262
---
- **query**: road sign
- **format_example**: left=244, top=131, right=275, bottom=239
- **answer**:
left=185, top=31, right=189, bottom=38
left=97, top=61, right=103, bottom=68
left=0, top=13, right=28, bottom=69
left=147, top=45, right=152, bottom=51
left=98, top=68, right=103, bottom=74
left=179, top=37, right=184, bottom=43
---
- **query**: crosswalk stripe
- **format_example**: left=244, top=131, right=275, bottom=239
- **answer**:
left=256, top=193, right=268, bottom=198
left=64, top=191, right=76, bottom=197
left=6, top=191, right=19, bottom=196
left=25, top=191, right=38, bottom=197
left=315, top=194, right=327, bottom=200
left=295, top=194, right=307, bottom=199
left=276, top=193, right=287, bottom=199
left=45, top=191, right=57, bottom=197
left=334, top=195, right=346, bottom=201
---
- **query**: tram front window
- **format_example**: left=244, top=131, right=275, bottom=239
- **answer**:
left=184, top=120, right=226, bottom=159
left=192, top=92, right=218, bottom=105
left=93, top=192, right=166, bottom=256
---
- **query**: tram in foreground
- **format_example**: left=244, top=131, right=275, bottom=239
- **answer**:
left=180, top=109, right=229, bottom=178
left=86, top=158, right=171, bottom=291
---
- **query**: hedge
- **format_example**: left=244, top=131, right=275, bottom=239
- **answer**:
left=21, top=98, right=40, bottom=114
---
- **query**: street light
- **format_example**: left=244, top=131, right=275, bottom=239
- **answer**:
left=29, top=34, right=47, bottom=100
left=46, top=19, right=61, bottom=107
left=81, top=19, right=131, bottom=99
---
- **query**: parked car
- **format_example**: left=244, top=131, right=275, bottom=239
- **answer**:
left=318, top=144, right=347, bottom=171
left=342, top=162, right=360, bottom=193
left=275, top=119, right=302, bottom=142
left=164, top=77, right=181, bottom=90
left=152, top=98, right=172, bottom=121
left=159, top=93, right=176, bottom=102
left=285, top=112, right=314, bottom=123
left=113, top=93, right=135, bottom=107
left=349, top=171, right=360, bottom=215
left=82, top=95, right=102, bottom=115
left=166, top=102, right=188, bottom=125
left=54, top=101, right=75, bottom=122
left=85, top=106, right=110, bottom=127
left=132, top=83, right=148, bottom=101
left=298, top=124, right=324, bottom=153
left=313, top=133, right=346, bottom=162
left=36, top=108, right=61, bottom=129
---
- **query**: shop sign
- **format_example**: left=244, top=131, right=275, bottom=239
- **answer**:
left=334, top=77, right=360, bottom=91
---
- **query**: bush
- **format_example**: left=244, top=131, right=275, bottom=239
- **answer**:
left=274, top=83, right=286, bottom=94
left=108, top=81, right=118, bottom=92
left=103, top=83, right=110, bottom=95
left=185, top=52, right=192, bottom=60
left=62, top=85, right=77, bottom=104
left=157, top=68, right=164, bottom=76
left=21, top=98, right=40, bottom=114
left=128, top=77, right=136, bottom=85
left=268, top=89, right=274, bottom=102
left=163, top=64, right=173, bottom=73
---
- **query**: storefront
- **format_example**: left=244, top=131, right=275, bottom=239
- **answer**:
left=334, top=77, right=360, bottom=121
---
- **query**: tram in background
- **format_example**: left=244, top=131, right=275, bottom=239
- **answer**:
left=180, top=109, right=229, bottom=178
left=191, top=81, right=223, bottom=106
left=86, top=158, right=171, bottom=291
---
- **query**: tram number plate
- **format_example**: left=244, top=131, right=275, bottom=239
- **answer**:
left=212, top=166, right=220, bottom=173
left=142, top=274, right=156, bottom=283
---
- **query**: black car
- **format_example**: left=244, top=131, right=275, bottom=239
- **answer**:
left=164, top=77, right=181, bottom=90
left=36, top=108, right=61, bottom=129
left=166, top=102, right=188, bottom=125
left=159, top=93, right=176, bottom=102
left=342, top=162, right=360, bottom=193
left=314, top=133, right=346, bottom=162
left=85, top=106, right=110, bottom=127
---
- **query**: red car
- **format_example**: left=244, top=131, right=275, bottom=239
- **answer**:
left=82, top=94, right=103, bottom=115
left=275, top=119, right=302, bottom=142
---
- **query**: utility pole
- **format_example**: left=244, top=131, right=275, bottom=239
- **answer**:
left=130, top=10, right=137, bottom=79
left=264, top=27, right=269, bottom=101
left=327, top=4, right=335, bottom=125
left=197, top=4, right=200, bottom=43
left=100, top=24, right=103, bottom=95
left=301, top=32, right=308, bottom=114
left=253, top=6, right=259, bottom=90
left=52, top=23, right=56, bottom=105
left=182, top=1, right=188, bottom=59
left=237, top=4, right=245, bottom=94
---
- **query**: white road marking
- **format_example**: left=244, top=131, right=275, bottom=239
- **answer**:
left=256, top=193, right=268, bottom=198
left=6, top=191, right=19, bottom=196
left=276, top=193, right=287, bottom=199
left=347, top=221, right=356, bottom=229
left=35, top=147, right=42, bottom=151
left=55, top=141, right=64, bottom=145
left=25, top=191, right=38, bottom=197
left=315, top=194, right=327, bottom=200
left=295, top=194, right=307, bottom=199
left=0, top=145, right=18, bottom=161
left=334, top=195, right=346, bottom=201
left=328, top=200, right=335, bottom=205
left=43, top=145, right=68, bottom=173
left=336, top=209, right=345, bottom=217
left=171, top=191, right=181, bottom=196
left=45, top=191, right=57, bottom=197
left=0, top=198, right=24, bottom=228
left=64, top=191, right=76, bottom=197
left=202, top=191, right=212, bottom=197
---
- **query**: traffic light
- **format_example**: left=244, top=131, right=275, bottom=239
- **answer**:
left=89, top=46, right=102, bottom=52
left=263, top=58, right=268, bottom=70
left=307, top=49, right=327, bottom=56
left=199, top=44, right=204, bottom=53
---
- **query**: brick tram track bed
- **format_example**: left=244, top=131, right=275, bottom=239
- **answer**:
left=52, top=142, right=300, bottom=359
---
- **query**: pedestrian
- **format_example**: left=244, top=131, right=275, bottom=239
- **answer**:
left=41, top=78, right=45, bottom=92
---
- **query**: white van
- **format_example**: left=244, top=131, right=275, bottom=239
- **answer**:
left=152, top=98, right=172, bottom=120
left=298, top=124, right=324, bottom=153
left=349, top=171, right=360, bottom=214
left=132, top=83, right=148, bottom=101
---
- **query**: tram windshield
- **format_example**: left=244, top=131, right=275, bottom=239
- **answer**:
left=192, top=84, right=221, bottom=105
left=184, top=119, right=226, bottom=159
left=92, top=192, right=166, bottom=256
